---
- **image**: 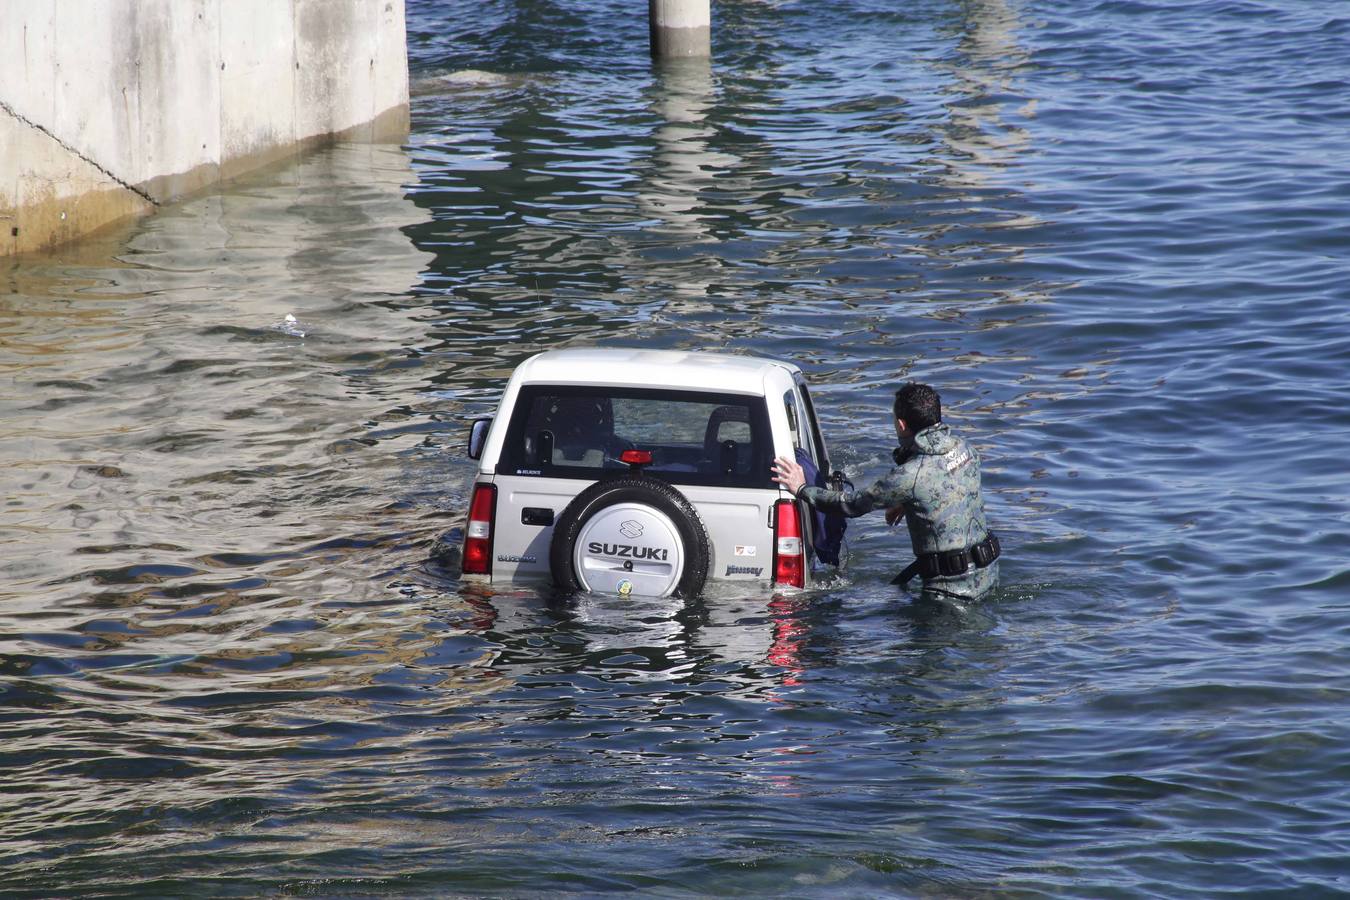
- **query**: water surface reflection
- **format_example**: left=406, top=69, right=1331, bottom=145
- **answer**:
left=4, top=0, right=1350, bottom=893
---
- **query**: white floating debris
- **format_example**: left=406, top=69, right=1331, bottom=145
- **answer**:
left=271, top=312, right=307, bottom=338
left=442, top=69, right=512, bottom=86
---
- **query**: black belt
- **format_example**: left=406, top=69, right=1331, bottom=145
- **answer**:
left=892, top=532, right=1000, bottom=586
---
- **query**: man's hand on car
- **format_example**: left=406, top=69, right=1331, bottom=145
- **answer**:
left=771, top=456, right=806, bottom=495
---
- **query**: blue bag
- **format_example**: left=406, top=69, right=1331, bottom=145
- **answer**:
left=794, top=447, right=848, bottom=567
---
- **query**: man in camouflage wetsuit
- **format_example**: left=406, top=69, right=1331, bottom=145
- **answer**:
left=771, top=382, right=1000, bottom=600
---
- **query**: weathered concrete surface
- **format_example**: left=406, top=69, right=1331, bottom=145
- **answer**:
left=1, top=0, right=410, bottom=256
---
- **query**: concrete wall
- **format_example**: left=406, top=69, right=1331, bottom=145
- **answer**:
left=1, top=0, right=410, bottom=256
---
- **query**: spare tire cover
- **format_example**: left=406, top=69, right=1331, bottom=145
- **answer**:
left=550, top=476, right=710, bottom=598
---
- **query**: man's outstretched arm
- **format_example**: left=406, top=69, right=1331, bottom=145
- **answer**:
left=771, top=456, right=909, bottom=519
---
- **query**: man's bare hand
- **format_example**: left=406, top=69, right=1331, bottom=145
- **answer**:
left=771, top=456, right=806, bottom=495
left=885, top=504, right=906, bottom=526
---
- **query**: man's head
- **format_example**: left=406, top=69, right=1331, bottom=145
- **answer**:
left=893, top=382, right=941, bottom=440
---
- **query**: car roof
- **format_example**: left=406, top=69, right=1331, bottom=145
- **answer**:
left=512, top=347, right=800, bottom=395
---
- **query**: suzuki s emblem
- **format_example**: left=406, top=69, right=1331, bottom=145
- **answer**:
left=619, top=520, right=644, bottom=538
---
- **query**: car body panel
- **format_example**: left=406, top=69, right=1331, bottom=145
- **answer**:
left=677, top=484, right=776, bottom=581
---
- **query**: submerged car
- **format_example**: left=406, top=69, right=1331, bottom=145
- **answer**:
left=456, top=348, right=841, bottom=597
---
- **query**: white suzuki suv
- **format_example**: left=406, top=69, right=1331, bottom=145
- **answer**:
left=457, top=348, right=837, bottom=597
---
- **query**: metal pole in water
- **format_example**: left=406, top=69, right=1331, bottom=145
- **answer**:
left=649, top=0, right=711, bottom=59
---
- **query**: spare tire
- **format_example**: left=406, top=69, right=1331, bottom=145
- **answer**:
left=550, top=475, right=710, bottom=598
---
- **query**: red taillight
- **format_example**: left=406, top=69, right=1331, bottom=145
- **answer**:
left=773, top=499, right=805, bottom=588
left=620, top=449, right=653, bottom=465
left=462, top=483, right=496, bottom=576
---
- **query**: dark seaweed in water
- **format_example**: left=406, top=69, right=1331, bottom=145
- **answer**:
left=2, top=0, right=1349, bottom=895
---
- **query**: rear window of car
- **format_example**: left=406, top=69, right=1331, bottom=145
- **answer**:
left=502, top=386, right=774, bottom=489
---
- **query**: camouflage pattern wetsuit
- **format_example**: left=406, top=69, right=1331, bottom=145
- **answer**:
left=799, top=422, right=997, bottom=599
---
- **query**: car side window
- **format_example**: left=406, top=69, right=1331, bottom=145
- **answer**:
left=783, top=389, right=816, bottom=466
left=796, top=380, right=829, bottom=472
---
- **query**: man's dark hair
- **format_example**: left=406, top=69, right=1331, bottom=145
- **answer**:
left=893, top=382, right=941, bottom=431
